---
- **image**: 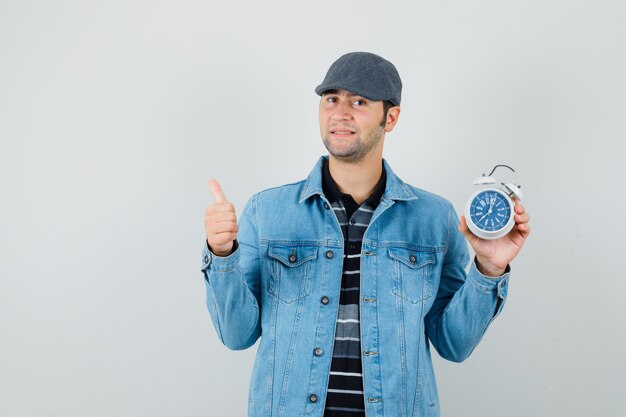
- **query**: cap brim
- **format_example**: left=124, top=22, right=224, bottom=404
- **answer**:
left=315, top=82, right=379, bottom=102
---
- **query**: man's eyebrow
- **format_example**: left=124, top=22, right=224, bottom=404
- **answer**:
left=322, top=90, right=366, bottom=100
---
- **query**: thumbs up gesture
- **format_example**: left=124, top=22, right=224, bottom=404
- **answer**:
left=205, top=179, right=238, bottom=257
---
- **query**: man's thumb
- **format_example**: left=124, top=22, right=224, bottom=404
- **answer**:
left=208, top=179, right=228, bottom=203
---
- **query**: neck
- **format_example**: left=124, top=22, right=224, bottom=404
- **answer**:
left=328, top=151, right=383, bottom=205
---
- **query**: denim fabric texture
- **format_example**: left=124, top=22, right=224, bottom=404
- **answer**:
left=201, top=156, right=510, bottom=417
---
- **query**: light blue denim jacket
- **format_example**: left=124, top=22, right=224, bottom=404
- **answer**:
left=201, top=156, right=510, bottom=417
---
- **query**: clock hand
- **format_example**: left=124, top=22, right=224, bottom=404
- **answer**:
left=478, top=206, right=495, bottom=223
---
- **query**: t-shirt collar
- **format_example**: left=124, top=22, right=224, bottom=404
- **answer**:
left=321, top=158, right=386, bottom=208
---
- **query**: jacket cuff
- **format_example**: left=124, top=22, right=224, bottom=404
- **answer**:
left=201, top=240, right=240, bottom=273
left=468, top=258, right=511, bottom=300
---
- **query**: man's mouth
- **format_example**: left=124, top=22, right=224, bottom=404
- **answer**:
left=329, top=127, right=356, bottom=136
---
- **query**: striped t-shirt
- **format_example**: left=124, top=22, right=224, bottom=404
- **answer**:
left=321, top=159, right=386, bottom=417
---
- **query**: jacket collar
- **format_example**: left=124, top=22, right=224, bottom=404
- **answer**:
left=299, top=155, right=419, bottom=203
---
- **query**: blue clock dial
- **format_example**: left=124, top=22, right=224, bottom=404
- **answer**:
left=469, top=190, right=512, bottom=232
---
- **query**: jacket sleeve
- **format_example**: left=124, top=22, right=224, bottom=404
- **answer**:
left=200, top=194, right=262, bottom=350
left=424, top=202, right=510, bottom=363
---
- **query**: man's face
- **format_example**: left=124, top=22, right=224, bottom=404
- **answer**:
left=319, top=89, right=388, bottom=163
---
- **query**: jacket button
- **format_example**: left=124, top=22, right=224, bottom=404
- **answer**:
left=325, top=250, right=334, bottom=259
left=350, top=218, right=356, bottom=225
left=323, top=202, right=330, bottom=210
left=321, top=296, right=330, bottom=305
left=309, top=394, right=318, bottom=403
left=288, top=254, right=297, bottom=263
left=204, top=255, right=209, bottom=263
left=409, top=254, right=417, bottom=263
left=314, top=347, right=324, bottom=356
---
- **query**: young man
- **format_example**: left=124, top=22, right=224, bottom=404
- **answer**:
left=202, top=52, right=530, bottom=417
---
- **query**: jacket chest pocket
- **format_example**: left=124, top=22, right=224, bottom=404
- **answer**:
left=268, top=245, right=318, bottom=304
left=388, top=247, right=436, bottom=304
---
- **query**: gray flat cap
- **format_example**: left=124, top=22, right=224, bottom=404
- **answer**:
left=315, top=52, right=402, bottom=105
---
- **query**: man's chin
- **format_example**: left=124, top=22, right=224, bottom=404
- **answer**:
left=327, top=150, right=366, bottom=163
left=324, top=139, right=357, bottom=156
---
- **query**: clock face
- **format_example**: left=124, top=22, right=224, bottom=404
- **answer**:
left=469, top=190, right=512, bottom=232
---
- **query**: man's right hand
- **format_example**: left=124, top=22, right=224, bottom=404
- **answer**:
left=205, top=179, right=238, bottom=257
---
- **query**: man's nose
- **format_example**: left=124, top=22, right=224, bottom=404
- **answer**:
left=330, top=102, right=353, bottom=120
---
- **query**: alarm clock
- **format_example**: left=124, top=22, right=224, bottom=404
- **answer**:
left=465, top=165, right=523, bottom=240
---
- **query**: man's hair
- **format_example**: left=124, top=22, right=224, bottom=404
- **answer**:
left=381, top=100, right=395, bottom=127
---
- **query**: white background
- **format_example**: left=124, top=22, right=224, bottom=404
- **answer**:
left=1, top=1, right=625, bottom=416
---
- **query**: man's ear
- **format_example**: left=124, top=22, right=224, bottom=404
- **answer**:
left=384, top=107, right=401, bottom=132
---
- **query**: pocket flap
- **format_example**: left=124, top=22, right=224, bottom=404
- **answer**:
left=388, top=247, right=435, bottom=268
left=268, top=245, right=319, bottom=267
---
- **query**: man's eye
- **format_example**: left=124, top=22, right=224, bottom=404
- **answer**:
left=326, top=97, right=336, bottom=103
left=353, top=100, right=366, bottom=106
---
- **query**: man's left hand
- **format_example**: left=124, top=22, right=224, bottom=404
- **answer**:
left=458, top=199, right=531, bottom=277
